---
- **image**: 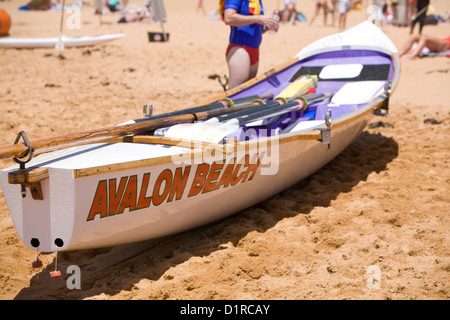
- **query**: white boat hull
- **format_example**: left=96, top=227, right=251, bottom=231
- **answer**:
left=0, top=109, right=372, bottom=252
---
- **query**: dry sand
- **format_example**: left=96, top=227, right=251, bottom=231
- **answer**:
left=0, top=0, right=449, bottom=300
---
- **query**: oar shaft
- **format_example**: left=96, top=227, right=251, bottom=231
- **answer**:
left=217, top=92, right=330, bottom=123
left=0, top=114, right=198, bottom=160
left=236, top=99, right=305, bottom=125
left=134, top=93, right=273, bottom=122
left=0, top=94, right=273, bottom=160
left=216, top=100, right=281, bottom=122
left=236, top=92, right=333, bottom=125
left=220, top=92, right=331, bottom=125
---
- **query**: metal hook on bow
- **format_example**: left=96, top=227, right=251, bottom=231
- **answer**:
left=13, top=131, right=35, bottom=169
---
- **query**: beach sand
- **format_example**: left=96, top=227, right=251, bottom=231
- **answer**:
left=0, top=0, right=449, bottom=300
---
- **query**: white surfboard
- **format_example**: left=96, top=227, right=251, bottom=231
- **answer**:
left=0, top=33, right=125, bottom=48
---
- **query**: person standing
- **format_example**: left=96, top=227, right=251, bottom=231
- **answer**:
left=410, top=0, right=429, bottom=34
left=338, top=0, right=350, bottom=29
left=330, top=0, right=339, bottom=27
left=220, top=0, right=279, bottom=89
left=197, top=0, right=206, bottom=14
left=309, top=0, right=329, bottom=26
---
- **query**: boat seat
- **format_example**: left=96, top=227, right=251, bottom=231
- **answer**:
left=315, top=80, right=386, bottom=120
left=319, top=63, right=363, bottom=80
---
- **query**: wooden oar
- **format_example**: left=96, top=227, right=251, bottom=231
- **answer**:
left=165, top=93, right=332, bottom=144
left=216, top=92, right=330, bottom=123
left=219, top=93, right=333, bottom=129
left=133, top=93, right=273, bottom=122
left=163, top=75, right=320, bottom=142
left=224, top=97, right=309, bottom=125
left=248, top=92, right=334, bottom=128
left=132, top=74, right=314, bottom=123
left=104, top=135, right=233, bottom=154
left=0, top=95, right=272, bottom=161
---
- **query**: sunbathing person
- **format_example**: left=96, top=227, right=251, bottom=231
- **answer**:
left=117, top=3, right=152, bottom=23
left=399, top=33, right=450, bottom=59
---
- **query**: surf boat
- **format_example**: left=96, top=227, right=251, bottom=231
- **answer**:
left=0, top=33, right=125, bottom=48
left=0, top=22, right=400, bottom=252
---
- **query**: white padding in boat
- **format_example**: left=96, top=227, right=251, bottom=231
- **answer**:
left=290, top=120, right=325, bottom=133
left=331, top=81, right=385, bottom=105
left=319, top=63, right=363, bottom=79
left=245, top=119, right=264, bottom=127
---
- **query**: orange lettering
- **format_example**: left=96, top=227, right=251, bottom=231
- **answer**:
left=168, top=167, right=191, bottom=202
left=109, top=177, right=127, bottom=216
left=137, top=173, right=152, bottom=209
left=203, top=162, right=224, bottom=193
left=215, top=162, right=235, bottom=190
left=242, top=156, right=261, bottom=182
left=153, top=169, right=172, bottom=206
left=188, top=164, right=209, bottom=197
left=231, top=163, right=245, bottom=186
left=87, top=180, right=108, bottom=221
left=117, top=175, right=138, bottom=214
left=86, top=156, right=260, bottom=222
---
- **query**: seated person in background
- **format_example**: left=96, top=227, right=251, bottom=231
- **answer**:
left=117, top=2, right=152, bottom=23
left=20, top=0, right=52, bottom=10
left=107, top=0, right=125, bottom=12
left=399, top=33, right=450, bottom=59
left=281, top=0, right=298, bottom=24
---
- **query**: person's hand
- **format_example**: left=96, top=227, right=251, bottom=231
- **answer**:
left=260, top=15, right=279, bottom=33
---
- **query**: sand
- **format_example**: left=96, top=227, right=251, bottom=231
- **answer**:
left=0, top=0, right=449, bottom=300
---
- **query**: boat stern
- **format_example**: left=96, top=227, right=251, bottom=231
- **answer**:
left=0, top=166, right=75, bottom=252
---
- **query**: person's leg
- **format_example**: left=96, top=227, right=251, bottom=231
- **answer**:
left=339, top=13, right=344, bottom=29
left=292, top=9, right=298, bottom=24
left=227, top=46, right=251, bottom=89
left=418, top=13, right=426, bottom=34
left=405, top=35, right=427, bottom=58
left=345, top=10, right=348, bottom=26
left=282, top=9, right=289, bottom=23
left=249, top=61, right=259, bottom=80
left=399, top=34, right=420, bottom=57
left=331, top=1, right=337, bottom=26
left=322, top=4, right=328, bottom=25
left=410, top=13, right=418, bottom=33
left=309, top=4, right=320, bottom=26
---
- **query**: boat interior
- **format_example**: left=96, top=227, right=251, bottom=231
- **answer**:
left=192, top=50, right=395, bottom=142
